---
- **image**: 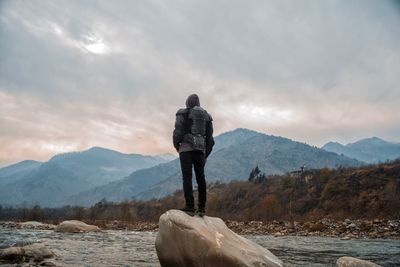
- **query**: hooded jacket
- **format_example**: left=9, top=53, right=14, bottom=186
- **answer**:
left=173, top=94, right=215, bottom=157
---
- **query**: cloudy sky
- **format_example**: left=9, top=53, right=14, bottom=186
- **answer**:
left=0, top=0, right=399, bottom=167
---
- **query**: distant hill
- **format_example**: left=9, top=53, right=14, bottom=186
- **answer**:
left=66, top=128, right=259, bottom=206
left=0, top=147, right=172, bottom=207
left=70, top=128, right=362, bottom=206
left=152, top=153, right=177, bottom=162
left=323, top=137, right=400, bottom=163
left=0, top=160, right=43, bottom=186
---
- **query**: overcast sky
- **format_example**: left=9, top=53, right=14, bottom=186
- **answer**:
left=0, top=0, right=399, bottom=167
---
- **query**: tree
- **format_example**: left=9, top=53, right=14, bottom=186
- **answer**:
left=248, top=166, right=265, bottom=183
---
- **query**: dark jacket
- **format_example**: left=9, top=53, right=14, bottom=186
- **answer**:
left=173, top=94, right=215, bottom=157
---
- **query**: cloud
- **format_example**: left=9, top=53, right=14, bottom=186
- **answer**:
left=0, top=0, right=399, bottom=166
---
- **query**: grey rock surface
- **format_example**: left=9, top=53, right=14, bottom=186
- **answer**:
left=156, top=209, right=283, bottom=267
left=55, top=220, right=100, bottom=233
left=0, top=243, right=53, bottom=263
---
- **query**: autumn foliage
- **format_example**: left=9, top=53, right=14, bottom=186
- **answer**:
left=1, top=160, right=399, bottom=223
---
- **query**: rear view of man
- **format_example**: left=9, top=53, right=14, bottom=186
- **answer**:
left=173, top=94, right=214, bottom=216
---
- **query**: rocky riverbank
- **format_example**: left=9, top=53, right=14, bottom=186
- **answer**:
left=1, top=218, right=399, bottom=239
left=0, top=221, right=56, bottom=230
left=225, top=218, right=400, bottom=239
left=93, top=218, right=400, bottom=239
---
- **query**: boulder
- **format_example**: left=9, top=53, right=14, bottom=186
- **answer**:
left=24, top=243, right=54, bottom=261
left=0, top=246, right=25, bottom=262
left=155, top=209, right=282, bottom=267
left=336, top=256, right=382, bottom=267
left=0, top=243, right=53, bottom=263
left=55, top=220, right=100, bottom=233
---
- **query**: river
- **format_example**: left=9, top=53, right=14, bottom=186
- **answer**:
left=0, top=227, right=399, bottom=266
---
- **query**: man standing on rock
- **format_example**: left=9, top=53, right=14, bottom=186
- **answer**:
left=173, top=94, right=214, bottom=216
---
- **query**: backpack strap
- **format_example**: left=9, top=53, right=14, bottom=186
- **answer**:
left=177, top=108, right=192, bottom=135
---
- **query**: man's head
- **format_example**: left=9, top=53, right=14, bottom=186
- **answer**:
left=185, top=94, right=200, bottom=108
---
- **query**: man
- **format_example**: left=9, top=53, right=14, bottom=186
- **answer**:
left=173, top=94, right=214, bottom=216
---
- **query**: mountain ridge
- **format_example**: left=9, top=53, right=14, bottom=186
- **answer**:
left=0, top=147, right=174, bottom=207
left=69, top=129, right=362, bottom=206
left=3, top=130, right=396, bottom=207
left=322, top=136, right=400, bottom=163
left=0, top=160, right=43, bottom=186
left=133, top=132, right=362, bottom=201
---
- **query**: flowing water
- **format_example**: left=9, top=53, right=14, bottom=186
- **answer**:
left=0, top=227, right=399, bottom=266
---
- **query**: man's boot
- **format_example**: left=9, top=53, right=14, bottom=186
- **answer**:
left=196, top=205, right=205, bottom=217
left=180, top=205, right=195, bottom=216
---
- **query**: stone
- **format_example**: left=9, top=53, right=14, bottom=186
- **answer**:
left=24, top=243, right=54, bottom=261
left=336, top=256, right=382, bottom=267
left=273, top=232, right=284, bottom=237
left=0, top=221, right=17, bottom=228
left=155, top=209, right=283, bottom=267
left=20, top=221, right=45, bottom=227
left=347, top=223, right=357, bottom=229
left=18, top=221, right=56, bottom=230
left=55, top=220, right=101, bottom=233
left=0, top=246, right=25, bottom=262
left=340, top=236, right=352, bottom=240
left=40, top=260, right=57, bottom=266
left=0, top=243, right=53, bottom=263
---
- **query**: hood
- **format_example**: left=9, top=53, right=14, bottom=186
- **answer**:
left=185, top=94, right=200, bottom=108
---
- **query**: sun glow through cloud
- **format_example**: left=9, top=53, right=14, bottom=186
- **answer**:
left=238, top=105, right=294, bottom=123
left=83, top=35, right=109, bottom=54
left=40, top=143, right=78, bottom=154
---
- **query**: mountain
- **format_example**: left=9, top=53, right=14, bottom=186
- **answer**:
left=47, top=146, right=169, bottom=185
left=65, top=129, right=259, bottom=206
left=0, top=160, right=43, bottom=186
left=0, top=147, right=172, bottom=207
left=153, top=153, right=177, bottom=162
left=69, top=129, right=362, bottom=206
left=210, top=128, right=261, bottom=151
left=322, top=137, right=400, bottom=163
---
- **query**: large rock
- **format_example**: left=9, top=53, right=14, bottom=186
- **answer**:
left=0, top=243, right=53, bottom=263
left=0, top=246, right=24, bottom=262
left=155, top=209, right=283, bottom=267
left=336, top=256, right=382, bottom=267
left=24, top=243, right=54, bottom=261
left=55, top=220, right=100, bottom=233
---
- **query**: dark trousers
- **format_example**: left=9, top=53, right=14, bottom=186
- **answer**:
left=179, top=151, right=206, bottom=209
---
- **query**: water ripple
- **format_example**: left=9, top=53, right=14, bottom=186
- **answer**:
left=0, top=227, right=398, bottom=266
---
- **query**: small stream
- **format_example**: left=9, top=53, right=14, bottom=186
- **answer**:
left=0, top=227, right=399, bottom=266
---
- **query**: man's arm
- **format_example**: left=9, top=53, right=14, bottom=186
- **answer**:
left=205, top=114, right=215, bottom=158
left=173, top=109, right=187, bottom=152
